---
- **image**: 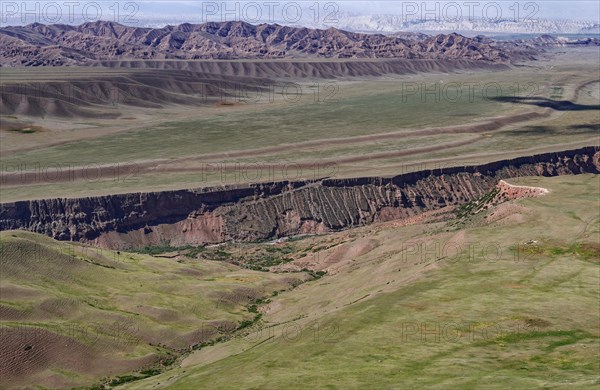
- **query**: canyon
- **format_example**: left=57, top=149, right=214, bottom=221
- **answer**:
left=1, top=146, right=598, bottom=249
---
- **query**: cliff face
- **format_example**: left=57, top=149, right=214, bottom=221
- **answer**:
left=1, top=147, right=598, bottom=249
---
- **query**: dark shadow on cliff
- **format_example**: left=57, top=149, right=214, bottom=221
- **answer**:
left=491, top=96, right=600, bottom=111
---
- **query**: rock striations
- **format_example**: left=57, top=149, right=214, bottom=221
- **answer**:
left=1, top=147, right=598, bottom=249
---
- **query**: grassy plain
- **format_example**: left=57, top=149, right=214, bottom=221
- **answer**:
left=0, top=231, right=309, bottom=388
left=1, top=48, right=598, bottom=201
left=1, top=173, right=598, bottom=387
left=113, top=174, right=600, bottom=390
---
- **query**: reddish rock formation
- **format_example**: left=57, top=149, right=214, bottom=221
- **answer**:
left=495, top=180, right=549, bottom=201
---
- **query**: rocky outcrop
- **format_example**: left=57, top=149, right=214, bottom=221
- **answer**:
left=495, top=180, right=549, bottom=201
left=1, top=147, right=598, bottom=249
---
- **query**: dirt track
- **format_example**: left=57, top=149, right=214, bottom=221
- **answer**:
left=2, top=77, right=597, bottom=189
left=0, top=108, right=553, bottom=187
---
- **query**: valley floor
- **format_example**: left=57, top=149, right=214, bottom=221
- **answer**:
left=1, top=48, right=599, bottom=202
left=1, top=174, right=598, bottom=389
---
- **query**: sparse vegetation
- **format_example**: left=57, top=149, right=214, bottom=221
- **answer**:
left=129, top=244, right=205, bottom=258
left=113, top=175, right=600, bottom=390
left=199, top=243, right=300, bottom=271
left=455, top=188, right=501, bottom=219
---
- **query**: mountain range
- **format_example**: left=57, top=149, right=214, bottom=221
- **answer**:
left=314, top=14, right=600, bottom=35
left=1, top=20, right=598, bottom=67
left=0, top=20, right=530, bottom=66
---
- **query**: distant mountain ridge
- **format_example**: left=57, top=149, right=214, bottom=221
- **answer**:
left=1, top=20, right=535, bottom=66
left=321, top=14, right=600, bottom=35
left=4, top=11, right=597, bottom=35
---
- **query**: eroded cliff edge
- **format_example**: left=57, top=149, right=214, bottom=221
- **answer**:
left=1, top=147, right=599, bottom=249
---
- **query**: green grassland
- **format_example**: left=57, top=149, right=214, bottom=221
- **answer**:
left=1, top=174, right=598, bottom=388
left=114, top=174, right=599, bottom=389
left=1, top=76, right=508, bottom=166
left=2, top=48, right=599, bottom=201
left=0, top=231, right=310, bottom=388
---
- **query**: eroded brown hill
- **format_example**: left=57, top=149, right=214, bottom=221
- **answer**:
left=0, top=59, right=508, bottom=118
